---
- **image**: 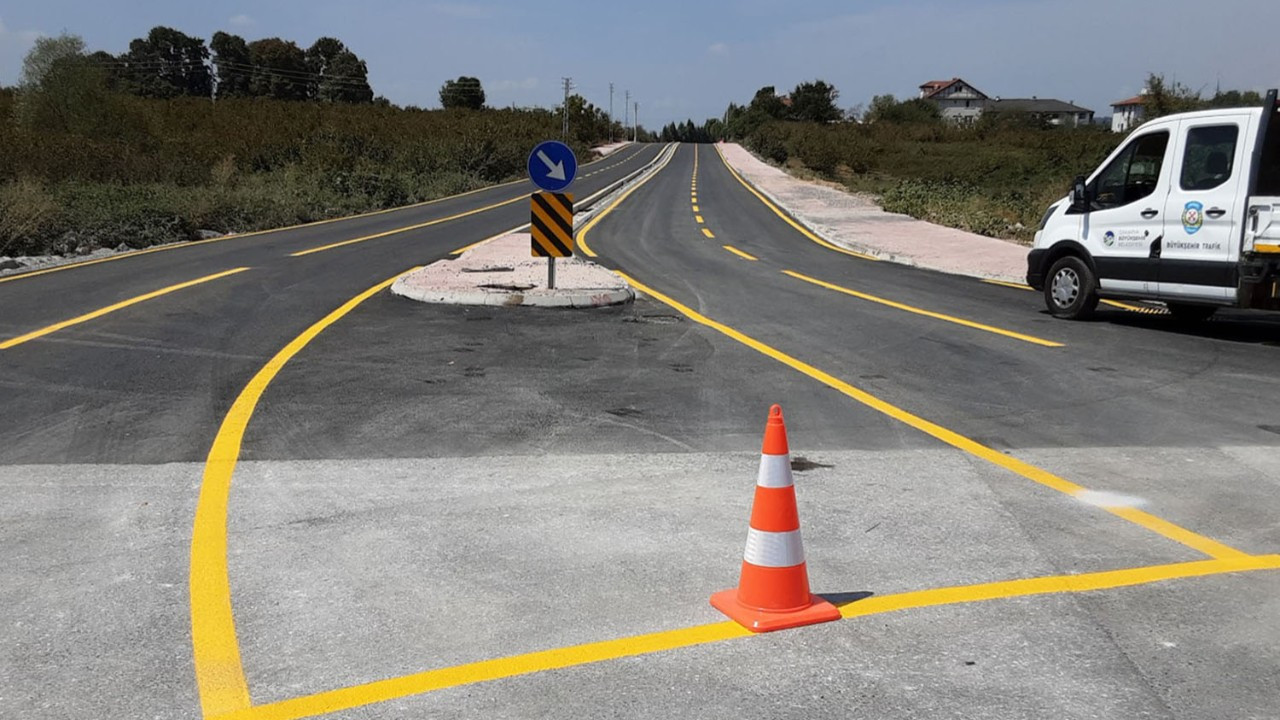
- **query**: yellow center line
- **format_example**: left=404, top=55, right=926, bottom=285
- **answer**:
left=0, top=267, right=251, bottom=350
left=784, top=270, right=1064, bottom=348
left=723, top=245, right=758, bottom=261
left=701, top=228, right=716, bottom=239
left=213, top=555, right=1280, bottom=720
left=692, top=205, right=699, bottom=212
left=190, top=266, right=422, bottom=717
left=713, top=145, right=878, bottom=262
left=695, top=215, right=704, bottom=224
left=290, top=195, right=525, bottom=257
left=617, top=272, right=1248, bottom=561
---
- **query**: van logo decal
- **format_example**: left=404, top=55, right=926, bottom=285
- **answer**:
left=1103, top=231, right=1116, bottom=247
left=1182, top=201, right=1203, bottom=235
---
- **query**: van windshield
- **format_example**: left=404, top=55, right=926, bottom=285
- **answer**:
left=1257, top=103, right=1280, bottom=195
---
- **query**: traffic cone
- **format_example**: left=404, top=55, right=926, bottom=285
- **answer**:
left=710, top=404, right=841, bottom=632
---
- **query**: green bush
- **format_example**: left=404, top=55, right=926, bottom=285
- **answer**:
left=0, top=92, right=597, bottom=256
left=743, top=119, right=1120, bottom=243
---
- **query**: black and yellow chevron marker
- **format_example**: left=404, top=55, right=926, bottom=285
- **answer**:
left=530, top=192, right=574, bottom=257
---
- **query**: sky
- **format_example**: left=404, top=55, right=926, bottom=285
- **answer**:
left=1, top=0, right=1278, bottom=127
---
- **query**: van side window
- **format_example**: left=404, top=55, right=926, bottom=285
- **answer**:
left=1090, top=131, right=1169, bottom=209
left=1180, top=125, right=1239, bottom=191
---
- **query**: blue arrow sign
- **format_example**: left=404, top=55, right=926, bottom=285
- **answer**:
left=528, top=140, right=578, bottom=192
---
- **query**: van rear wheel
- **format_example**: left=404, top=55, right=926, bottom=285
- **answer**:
left=1044, top=256, right=1099, bottom=320
left=1166, top=303, right=1217, bottom=322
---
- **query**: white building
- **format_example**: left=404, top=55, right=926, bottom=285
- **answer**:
left=1110, top=94, right=1146, bottom=132
left=919, top=78, right=987, bottom=125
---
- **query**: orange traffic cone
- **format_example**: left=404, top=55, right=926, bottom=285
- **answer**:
left=710, top=404, right=841, bottom=632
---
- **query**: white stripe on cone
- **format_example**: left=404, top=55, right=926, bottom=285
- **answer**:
left=756, top=453, right=794, bottom=488
left=743, top=528, right=805, bottom=568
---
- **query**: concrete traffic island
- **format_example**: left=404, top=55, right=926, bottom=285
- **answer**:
left=391, top=233, right=634, bottom=308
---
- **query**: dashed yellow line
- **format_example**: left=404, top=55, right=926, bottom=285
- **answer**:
left=695, top=215, right=705, bottom=224
left=701, top=228, right=715, bottom=239
left=0, top=267, right=251, bottom=349
left=785, top=270, right=1064, bottom=348
left=619, top=272, right=1248, bottom=561
left=723, top=245, right=758, bottom=261
left=692, top=205, right=699, bottom=212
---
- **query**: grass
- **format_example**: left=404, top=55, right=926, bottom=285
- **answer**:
left=743, top=119, right=1122, bottom=244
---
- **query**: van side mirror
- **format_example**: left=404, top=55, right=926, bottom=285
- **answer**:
left=1068, top=175, right=1089, bottom=212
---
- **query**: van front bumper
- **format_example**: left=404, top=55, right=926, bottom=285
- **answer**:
left=1026, top=249, right=1048, bottom=290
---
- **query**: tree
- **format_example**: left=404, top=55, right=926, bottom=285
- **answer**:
left=1142, top=74, right=1203, bottom=120
left=120, top=26, right=212, bottom=98
left=748, top=86, right=787, bottom=119
left=247, top=38, right=309, bottom=100
left=211, top=32, right=252, bottom=98
left=864, top=94, right=941, bottom=124
left=304, top=37, right=373, bottom=103
left=19, top=33, right=87, bottom=89
left=1207, top=88, right=1265, bottom=109
left=788, top=80, right=841, bottom=123
left=440, top=76, right=485, bottom=110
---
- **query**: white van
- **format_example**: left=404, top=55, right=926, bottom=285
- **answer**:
left=1028, top=90, right=1280, bottom=320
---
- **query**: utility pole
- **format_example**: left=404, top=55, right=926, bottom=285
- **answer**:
left=634, top=101, right=639, bottom=142
left=561, top=77, right=574, bottom=140
left=609, top=82, right=615, bottom=143
left=624, top=90, right=631, bottom=141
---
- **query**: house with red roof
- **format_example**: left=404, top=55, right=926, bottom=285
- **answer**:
left=1111, top=93, right=1146, bottom=132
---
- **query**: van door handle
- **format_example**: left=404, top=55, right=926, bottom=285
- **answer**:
left=1206, top=207, right=1226, bottom=218
left=1140, top=208, right=1159, bottom=218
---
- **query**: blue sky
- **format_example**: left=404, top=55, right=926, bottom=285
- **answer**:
left=1, top=1, right=1277, bottom=126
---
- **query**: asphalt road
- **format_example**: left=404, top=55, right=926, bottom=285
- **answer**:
left=0, top=142, right=662, bottom=465
left=2, top=142, right=1278, bottom=720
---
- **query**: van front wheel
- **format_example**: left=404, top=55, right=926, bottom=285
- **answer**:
left=1044, top=256, right=1099, bottom=320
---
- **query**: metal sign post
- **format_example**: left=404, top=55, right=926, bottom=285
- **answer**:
left=527, top=141, right=579, bottom=289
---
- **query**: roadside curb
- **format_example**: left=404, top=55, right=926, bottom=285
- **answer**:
left=390, top=281, right=634, bottom=308
left=718, top=144, right=1029, bottom=283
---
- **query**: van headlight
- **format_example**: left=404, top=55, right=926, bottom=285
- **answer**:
left=1038, top=203, right=1060, bottom=231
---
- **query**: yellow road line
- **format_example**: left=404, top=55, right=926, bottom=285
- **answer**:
left=723, top=245, right=758, bottom=261
left=980, top=279, right=1166, bottom=314
left=290, top=196, right=525, bottom=257
left=692, top=205, right=699, bottom=212
left=701, top=228, right=716, bottom=239
left=785, top=270, right=1064, bottom=348
left=981, top=278, right=1033, bottom=291
left=695, top=215, right=704, bottom=224
left=450, top=223, right=531, bottom=255
left=0, top=267, right=250, bottom=350
left=190, top=266, right=422, bottom=717
left=577, top=143, right=678, bottom=258
left=214, top=554, right=1280, bottom=720
left=618, top=272, right=1248, bottom=560
left=714, top=145, right=877, bottom=262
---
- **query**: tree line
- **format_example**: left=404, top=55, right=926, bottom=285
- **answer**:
left=17, top=27, right=379, bottom=103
